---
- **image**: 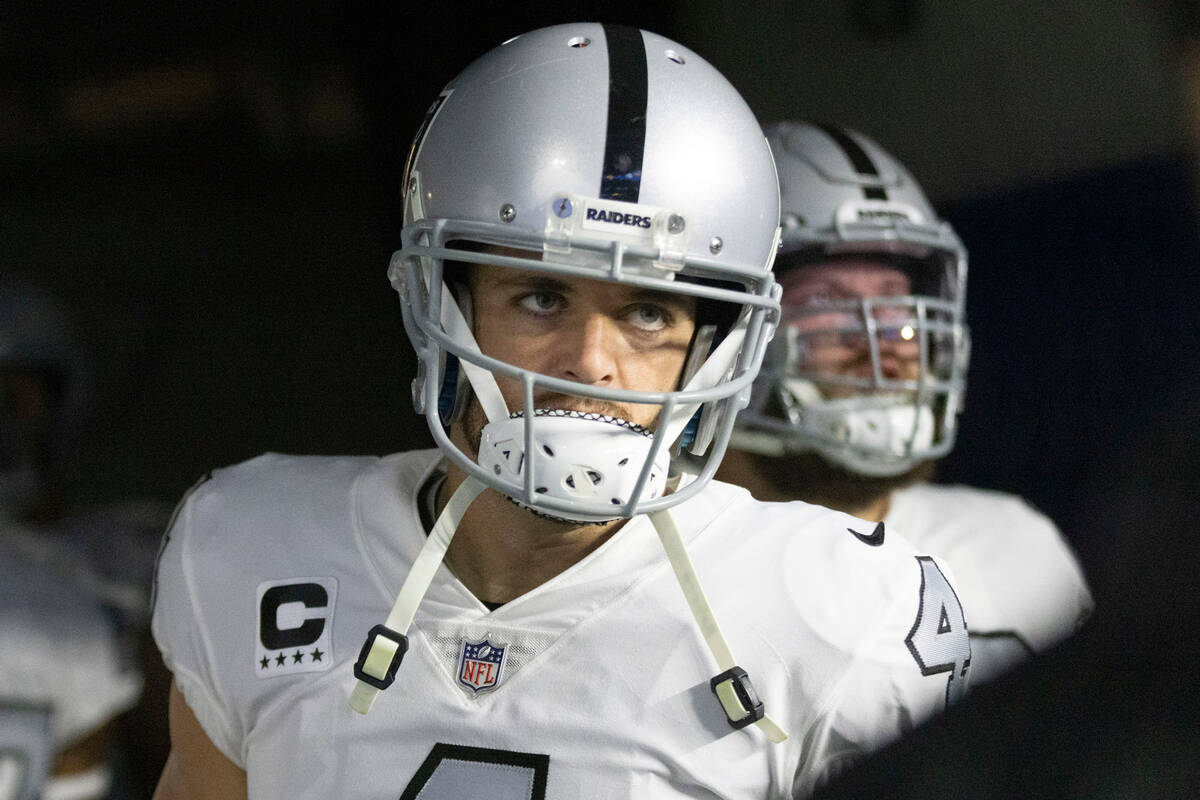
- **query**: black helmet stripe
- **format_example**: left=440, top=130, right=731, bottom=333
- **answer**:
left=815, top=123, right=888, bottom=201
left=599, top=24, right=648, bottom=203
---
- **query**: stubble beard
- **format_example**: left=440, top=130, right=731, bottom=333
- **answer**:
left=750, top=449, right=935, bottom=513
left=458, top=391, right=651, bottom=461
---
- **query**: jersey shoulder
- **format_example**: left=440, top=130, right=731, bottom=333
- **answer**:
left=168, top=449, right=439, bottom=545
left=694, top=481, right=950, bottom=653
left=891, top=483, right=1059, bottom=538
left=889, top=482, right=1088, bottom=594
left=191, top=451, right=386, bottom=521
left=689, top=484, right=970, bottom=777
left=889, top=482, right=1092, bottom=650
left=150, top=449, right=440, bottom=765
left=154, top=448, right=443, bottom=610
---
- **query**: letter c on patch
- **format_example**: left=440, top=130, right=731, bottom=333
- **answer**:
left=259, top=583, right=328, bottom=649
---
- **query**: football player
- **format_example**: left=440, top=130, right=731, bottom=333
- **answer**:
left=151, top=26, right=972, bottom=799
left=719, top=121, right=1093, bottom=684
left=0, top=278, right=148, bottom=800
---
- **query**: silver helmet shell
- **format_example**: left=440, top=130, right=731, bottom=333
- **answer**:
left=391, top=23, right=782, bottom=522
left=733, top=121, right=969, bottom=476
left=0, top=278, right=91, bottom=513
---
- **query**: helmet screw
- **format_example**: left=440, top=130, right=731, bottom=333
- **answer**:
left=667, top=214, right=686, bottom=234
left=499, top=203, right=517, bottom=223
left=407, top=177, right=417, bottom=194
left=708, top=236, right=724, bottom=254
left=553, top=197, right=573, bottom=218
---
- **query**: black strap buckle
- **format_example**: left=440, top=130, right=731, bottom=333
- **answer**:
left=709, top=666, right=765, bottom=730
left=353, top=624, right=409, bottom=690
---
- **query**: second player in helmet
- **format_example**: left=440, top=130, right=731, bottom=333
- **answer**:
left=721, top=121, right=1091, bottom=683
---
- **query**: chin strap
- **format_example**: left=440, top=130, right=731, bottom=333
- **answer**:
left=349, top=475, right=487, bottom=714
left=648, top=509, right=788, bottom=743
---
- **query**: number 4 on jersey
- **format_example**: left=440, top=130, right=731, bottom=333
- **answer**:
left=400, top=744, right=548, bottom=800
left=905, top=556, right=971, bottom=707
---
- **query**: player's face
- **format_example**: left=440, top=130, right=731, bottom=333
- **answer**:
left=466, top=261, right=697, bottom=433
left=780, top=258, right=919, bottom=396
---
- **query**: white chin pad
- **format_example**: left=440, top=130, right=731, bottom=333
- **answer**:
left=478, top=410, right=670, bottom=520
left=813, top=400, right=935, bottom=457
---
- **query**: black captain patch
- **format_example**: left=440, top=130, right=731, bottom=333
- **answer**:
left=255, top=577, right=338, bottom=678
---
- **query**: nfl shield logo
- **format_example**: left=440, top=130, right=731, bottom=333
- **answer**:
left=457, top=638, right=507, bottom=694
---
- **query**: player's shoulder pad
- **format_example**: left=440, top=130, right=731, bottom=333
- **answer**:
left=192, top=450, right=377, bottom=517
left=156, top=452, right=383, bottom=576
left=896, top=483, right=1082, bottom=584
left=788, top=502, right=949, bottom=649
left=786, top=502, right=934, bottom=582
left=204, top=450, right=381, bottom=491
left=900, top=483, right=1090, bottom=642
left=902, top=483, right=1061, bottom=539
left=699, top=491, right=938, bottom=639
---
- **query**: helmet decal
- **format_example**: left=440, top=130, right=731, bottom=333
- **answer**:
left=599, top=24, right=648, bottom=203
left=814, top=122, right=888, bottom=200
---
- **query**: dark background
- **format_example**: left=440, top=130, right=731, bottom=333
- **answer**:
left=4, top=2, right=1199, bottom=796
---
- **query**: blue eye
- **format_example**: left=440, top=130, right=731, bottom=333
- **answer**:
left=519, top=292, right=561, bottom=314
left=628, top=304, right=667, bottom=331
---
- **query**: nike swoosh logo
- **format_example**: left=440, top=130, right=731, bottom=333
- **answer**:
left=847, top=521, right=885, bottom=546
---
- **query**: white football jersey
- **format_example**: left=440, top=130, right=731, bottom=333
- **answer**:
left=0, top=702, right=51, bottom=800
left=152, top=450, right=971, bottom=799
left=0, top=519, right=143, bottom=749
left=885, top=483, right=1092, bottom=684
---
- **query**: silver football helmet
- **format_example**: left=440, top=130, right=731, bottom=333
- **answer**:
left=733, top=121, right=969, bottom=476
left=0, top=278, right=91, bottom=514
left=391, top=23, right=782, bottom=522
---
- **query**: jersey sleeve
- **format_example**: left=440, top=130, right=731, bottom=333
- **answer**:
left=1014, top=505, right=1094, bottom=646
left=150, top=476, right=246, bottom=768
left=889, top=484, right=1093, bottom=656
left=798, top=552, right=971, bottom=792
